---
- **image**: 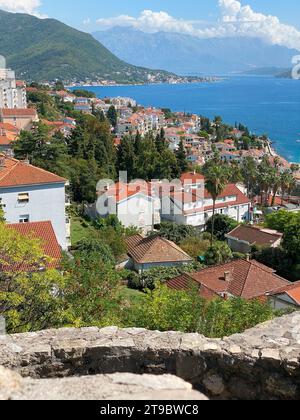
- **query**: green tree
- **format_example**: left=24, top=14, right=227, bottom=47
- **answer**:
left=180, top=236, right=211, bottom=259
left=283, top=220, right=300, bottom=263
left=155, top=128, right=168, bottom=153
left=63, top=251, right=123, bottom=327
left=116, top=136, right=136, bottom=180
left=76, top=238, right=115, bottom=264
left=175, top=139, right=189, bottom=174
left=154, top=222, right=198, bottom=245
left=124, top=283, right=275, bottom=337
left=107, top=105, right=118, bottom=128
left=0, top=223, right=70, bottom=333
left=206, top=214, right=239, bottom=241
left=205, top=242, right=233, bottom=266
left=203, top=161, right=231, bottom=245
left=265, top=210, right=299, bottom=233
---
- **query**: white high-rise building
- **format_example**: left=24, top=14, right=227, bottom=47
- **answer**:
left=0, top=67, right=27, bottom=109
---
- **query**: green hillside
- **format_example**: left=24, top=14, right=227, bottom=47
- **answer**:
left=0, top=9, right=175, bottom=83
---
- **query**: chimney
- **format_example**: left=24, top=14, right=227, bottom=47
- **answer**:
left=224, top=271, right=231, bottom=282
left=246, top=254, right=251, bottom=262
left=0, top=156, right=5, bottom=170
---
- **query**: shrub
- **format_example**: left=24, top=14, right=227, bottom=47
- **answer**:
left=206, top=214, right=239, bottom=241
left=205, top=242, right=233, bottom=266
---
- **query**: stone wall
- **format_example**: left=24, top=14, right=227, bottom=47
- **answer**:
left=1, top=313, right=300, bottom=400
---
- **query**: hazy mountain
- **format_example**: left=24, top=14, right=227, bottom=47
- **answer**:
left=242, top=67, right=290, bottom=76
left=0, top=10, right=177, bottom=83
left=93, top=27, right=299, bottom=75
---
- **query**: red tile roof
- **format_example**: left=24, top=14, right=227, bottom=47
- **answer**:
left=6, top=221, right=61, bottom=268
left=1, top=108, right=38, bottom=117
left=268, top=281, right=300, bottom=305
left=0, top=136, right=12, bottom=146
left=0, top=154, right=66, bottom=188
left=0, top=123, right=19, bottom=133
left=126, top=234, right=193, bottom=264
left=180, top=172, right=205, bottom=184
left=227, top=225, right=282, bottom=247
left=167, top=259, right=290, bottom=301
left=107, top=182, right=153, bottom=203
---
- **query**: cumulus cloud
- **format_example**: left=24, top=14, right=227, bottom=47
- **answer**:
left=0, top=0, right=45, bottom=17
left=96, top=1, right=300, bottom=50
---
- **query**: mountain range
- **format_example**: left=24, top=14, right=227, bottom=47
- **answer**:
left=93, top=27, right=299, bottom=75
left=0, top=10, right=180, bottom=84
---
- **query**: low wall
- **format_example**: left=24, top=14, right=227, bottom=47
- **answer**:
left=1, top=313, right=300, bottom=400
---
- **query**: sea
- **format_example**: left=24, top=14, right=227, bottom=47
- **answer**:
left=73, top=76, right=300, bottom=163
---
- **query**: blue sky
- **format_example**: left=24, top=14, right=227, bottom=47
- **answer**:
left=37, top=0, right=300, bottom=32
left=1, top=0, right=300, bottom=49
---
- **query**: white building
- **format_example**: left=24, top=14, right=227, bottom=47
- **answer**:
left=0, top=154, right=70, bottom=250
left=0, top=68, right=27, bottom=109
left=161, top=172, right=251, bottom=230
left=95, top=182, right=161, bottom=233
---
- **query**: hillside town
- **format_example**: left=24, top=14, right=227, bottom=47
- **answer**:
left=0, top=63, right=300, bottom=341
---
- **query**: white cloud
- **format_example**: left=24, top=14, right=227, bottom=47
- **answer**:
left=0, top=0, right=45, bottom=17
left=96, top=1, right=300, bottom=51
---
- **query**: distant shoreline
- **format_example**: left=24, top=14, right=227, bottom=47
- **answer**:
left=68, top=78, right=299, bottom=165
left=66, top=78, right=222, bottom=89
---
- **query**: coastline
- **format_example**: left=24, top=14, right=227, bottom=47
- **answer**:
left=68, top=77, right=299, bottom=165
left=67, top=77, right=222, bottom=89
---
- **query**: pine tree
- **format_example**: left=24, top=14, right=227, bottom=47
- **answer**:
left=107, top=105, right=118, bottom=128
left=117, top=137, right=136, bottom=180
left=176, top=139, right=189, bottom=174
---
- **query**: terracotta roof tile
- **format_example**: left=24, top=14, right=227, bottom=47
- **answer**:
left=167, top=259, right=290, bottom=300
left=269, top=281, right=300, bottom=305
left=1, top=108, right=38, bottom=117
left=0, top=154, right=66, bottom=188
left=227, top=225, right=282, bottom=247
left=126, top=234, right=193, bottom=264
left=180, top=172, right=205, bottom=184
left=6, top=221, right=61, bottom=269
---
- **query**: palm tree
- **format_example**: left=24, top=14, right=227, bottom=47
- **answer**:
left=205, top=164, right=230, bottom=246
left=271, top=170, right=281, bottom=206
left=242, top=157, right=258, bottom=199
left=280, top=171, right=297, bottom=204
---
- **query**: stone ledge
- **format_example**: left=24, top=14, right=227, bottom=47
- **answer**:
left=0, top=368, right=207, bottom=401
left=1, top=313, right=300, bottom=400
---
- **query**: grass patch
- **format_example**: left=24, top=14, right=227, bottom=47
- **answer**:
left=118, top=286, right=146, bottom=305
left=71, top=216, right=97, bottom=246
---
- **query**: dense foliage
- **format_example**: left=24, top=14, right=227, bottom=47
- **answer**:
left=254, top=211, right=300, bottom=281
left=123, top=283, right=276, bottom=338
left=206, top=214, right=239, bottom=241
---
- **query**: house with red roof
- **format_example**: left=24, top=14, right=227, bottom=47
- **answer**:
left=125, top=234, right=193, bottom=273
left=0, top=154, right=70, bottom=250
left=161, top=172, right=251, bottom=230
left=0, top=108, right=39, bottom=131
left=226, top=225, right=283, bottom=254
left=95, top=181, right=161, bottom=233
left=167, top=259, right=291, bottom=304
left=7, top=221, right=62, bottom=269
left=268, top=281, right=300, bottom=310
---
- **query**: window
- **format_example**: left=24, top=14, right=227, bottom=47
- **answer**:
left=18, top=193, right=29, bottom=203
left=19, top=215, right=29, bottom=223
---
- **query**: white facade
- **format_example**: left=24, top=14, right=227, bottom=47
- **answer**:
left=96, top=191, right=161, bottom=233
left=0, top=68, right=27, bottom=109
left=161, top=185, right=250, bottom=230
left=0, top=182, right=69, bottom=250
